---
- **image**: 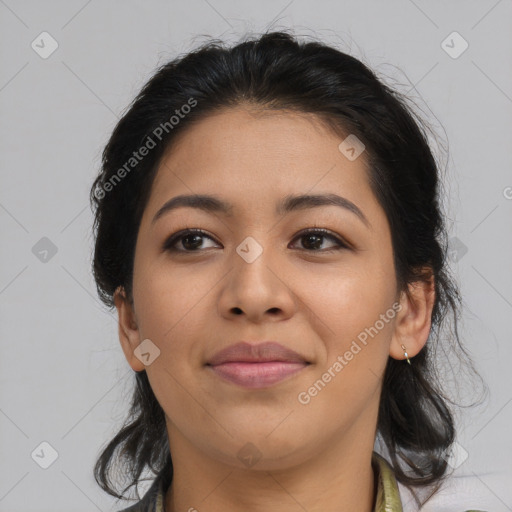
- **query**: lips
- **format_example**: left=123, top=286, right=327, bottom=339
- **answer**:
left=206, top=341, right=310, bottom=389
left=206, top=341, right=308, bottom=365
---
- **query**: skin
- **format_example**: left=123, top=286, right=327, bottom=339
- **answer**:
left=114, top=106, right=435, bottom=512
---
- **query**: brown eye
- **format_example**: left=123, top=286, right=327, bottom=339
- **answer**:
left=290, top=229, right=348, bottom=252
left=163, top=229, right=220, bottom=252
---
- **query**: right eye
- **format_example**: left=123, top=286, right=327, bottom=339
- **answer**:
left=162, top=229, right=221, bottom=253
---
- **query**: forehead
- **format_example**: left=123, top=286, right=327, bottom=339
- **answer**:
left=144, top=107, right=379, bottom=223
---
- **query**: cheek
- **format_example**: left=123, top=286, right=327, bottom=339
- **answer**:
left=131, top=261, right=214, bottom=420
left=132, top=255, right=213, bottom=340
left=304, top=261, right=396, bottom=348
left=296, top=271, right=396, bottom=424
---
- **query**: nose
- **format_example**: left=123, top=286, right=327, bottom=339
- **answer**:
left=217, top=240, right=296, bottom=324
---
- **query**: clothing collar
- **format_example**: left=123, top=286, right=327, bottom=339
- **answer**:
left=372, top=452, right=403, bottom=512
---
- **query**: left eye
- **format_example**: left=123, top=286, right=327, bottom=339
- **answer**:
left=290, top=229, right=348, bottom=252
left=162, top=228, right=348, bottom=253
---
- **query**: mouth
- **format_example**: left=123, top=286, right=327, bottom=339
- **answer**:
left=205, top=341, right=311, bottom=389
left=206, top=361, right=309, bottom=389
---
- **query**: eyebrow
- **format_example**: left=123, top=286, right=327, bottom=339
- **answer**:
left=151, top=193, right=370, bottom=228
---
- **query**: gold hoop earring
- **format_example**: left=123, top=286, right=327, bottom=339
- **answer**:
left=400, top=344, right=411, bottom=365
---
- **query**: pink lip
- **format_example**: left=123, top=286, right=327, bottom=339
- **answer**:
left=208, top=361, right=308, bottom=388
left=206, top=341, right=310, bottom=389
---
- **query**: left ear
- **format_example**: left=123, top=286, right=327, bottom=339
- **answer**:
left=390, top=270, right=435, bottom=362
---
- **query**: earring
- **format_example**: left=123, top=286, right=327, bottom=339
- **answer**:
left=400, top=344, right=411, bottom=365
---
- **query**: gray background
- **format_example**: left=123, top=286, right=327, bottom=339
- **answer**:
left=1, top=1, right=511, bottom=511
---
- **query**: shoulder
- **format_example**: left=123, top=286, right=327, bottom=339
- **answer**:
left=115, top=476, right=165, bottom=512
left=116, top=498, right=153, bottom=512
left=398, top=470, right=508, bottom=512
left=372, top=451, right=503, bottom=512
left=117, top=503, right=146, bottom=512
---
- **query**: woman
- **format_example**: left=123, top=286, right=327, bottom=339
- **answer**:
left=90, top=30, right=483, bottom=512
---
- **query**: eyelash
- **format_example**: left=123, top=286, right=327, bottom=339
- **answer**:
left=162, top=227, right=350, bottom=253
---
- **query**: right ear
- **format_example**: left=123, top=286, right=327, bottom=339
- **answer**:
left=113, top=286, right=145, bottom=372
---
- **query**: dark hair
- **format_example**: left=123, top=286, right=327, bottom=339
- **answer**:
left=90, top=29, right=482, bottom=506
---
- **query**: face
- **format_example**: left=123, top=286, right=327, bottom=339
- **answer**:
left=116, top=106, right=412, bottom=472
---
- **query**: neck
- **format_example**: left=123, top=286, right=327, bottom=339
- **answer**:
left=164, top=417, right=377, bottom=512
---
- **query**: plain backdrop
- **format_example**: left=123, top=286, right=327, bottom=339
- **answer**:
left=1, top=1, right=511, bottom=511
